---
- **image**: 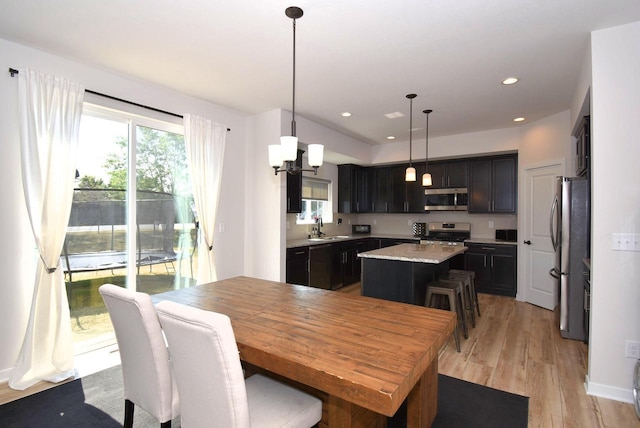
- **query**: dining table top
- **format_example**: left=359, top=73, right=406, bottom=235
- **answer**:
left=151, top=275, right=456, bottom=419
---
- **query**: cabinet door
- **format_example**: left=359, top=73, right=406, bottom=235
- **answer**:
left=492, top=157, right=517, bottom=213
left=427, top=162, right=446, bottom=189
left=286, top=246, right=309, bottom=286
left=286, top=150, right=304, bottom=213
left=357, top=167, right=375, bottom=213
left=337, top=164, right=356, bottom=213
left=491, top=253, right=516, bottom=293
left=374, top=167, right=389, bottom=212
left=388, top=165, right=408, bottom=212
left=406, top=163, right=426, bottom=212
left=464, top=250, right=490, bottom=289
left=468, top=159, right=492, bottom=213
left=446, top=160, right=468, bottom=188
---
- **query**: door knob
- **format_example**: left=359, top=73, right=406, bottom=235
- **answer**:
left=524, top=240, right=532, bottom=245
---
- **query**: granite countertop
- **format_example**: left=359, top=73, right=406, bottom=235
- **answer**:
left=464, top=237, right=518, bottom=246
left=287, top=234, right=420, bottom=249
left=358, top=243, right=466, bottom=264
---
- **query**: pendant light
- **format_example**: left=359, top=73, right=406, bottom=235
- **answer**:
left=422, top=109, right=433, bottom=186
left=405, top=93, right=417, bottom=182
left=268, top=6, right=324, bottom=175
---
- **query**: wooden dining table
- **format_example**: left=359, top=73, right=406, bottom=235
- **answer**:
left=151, top=276, right=456, bottom=428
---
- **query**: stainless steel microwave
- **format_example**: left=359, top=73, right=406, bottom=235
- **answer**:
left=424, top=188, right=468, bottom=211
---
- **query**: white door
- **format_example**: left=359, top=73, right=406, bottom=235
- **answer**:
left=522, top=161, right=564, bottom=310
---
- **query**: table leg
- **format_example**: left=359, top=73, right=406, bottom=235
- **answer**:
left=327, top=394, right=386, bottom=428
left=406, top=358, right=438, bottom=428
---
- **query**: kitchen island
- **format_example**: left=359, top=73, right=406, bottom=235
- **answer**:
left=358, top=243, right=467, bottom=305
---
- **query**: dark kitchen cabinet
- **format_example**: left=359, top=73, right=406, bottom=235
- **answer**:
left=285, top=246, right=309, bottom=286
left=374, top=167, right=390, bottom=212
left=468, top=155, right=517, bottom=214
left=331, top=239, right=366, bottom=288
left=428, top=160, right=467, bottom=189
left=386, top=164, right=426, bottom=213
left=464, top=243, right=516, bottom=296
left=338, top=164, right=374, bottom=213
left=286, top=149, right=304, bottom=213
left=379, top=237, right=420, bottom=248
left=575, top=116, right=590, bottom=178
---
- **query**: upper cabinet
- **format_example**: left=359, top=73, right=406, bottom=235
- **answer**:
left=338, top=154, right=516, bottom=214
left=382, top=164, right=426, bottom=213
left=428, top=160, right=467, bottom=189
left=286, top=149, right=304, bottom=213
left=468, top=155, right=517, bottom=214
left=337, top=164, right=374, bottom=213
left=575, top=116, right=590, bottom=178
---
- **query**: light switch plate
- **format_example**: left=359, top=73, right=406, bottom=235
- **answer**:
left=612, top=233, right=640, bottom=251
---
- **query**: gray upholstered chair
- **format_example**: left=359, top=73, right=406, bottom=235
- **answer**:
left=156, top=300, right=322, bottom=428
left=99, top=284, right=179, bottom=428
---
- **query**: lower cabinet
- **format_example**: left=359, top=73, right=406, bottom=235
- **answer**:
left=285, top=246, right=309, bottom=286
left=331, top=239, right=367, bottom=289
left=464, top=243, right=517, bottom=296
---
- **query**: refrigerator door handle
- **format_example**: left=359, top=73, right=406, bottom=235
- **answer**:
left=549, top=194, right=559, bottom=251
left=560, top=272, right=569, bottom=332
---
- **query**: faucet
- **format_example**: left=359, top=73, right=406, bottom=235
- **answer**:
left=315, top=216, right=324, bottom=237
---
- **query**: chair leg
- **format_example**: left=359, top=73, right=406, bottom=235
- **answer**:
left=124, top=399, right=134, bottom=428
left=161, top=421, right=172, bottom=428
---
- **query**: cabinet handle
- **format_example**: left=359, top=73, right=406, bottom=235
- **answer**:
left=447, top=176, right=450, bottom=187
left=295, top=250, right=306, bottom=255
left=491, top=255, right=494, bottom=268
left=481, top=247, right=496, bottom=251
left=287, top=198, right=291, bottom=211
left=483, top=255, right=487, bottom=268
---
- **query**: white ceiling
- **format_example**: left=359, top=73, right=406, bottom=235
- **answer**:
left=2, top=0, right=640, bottom=145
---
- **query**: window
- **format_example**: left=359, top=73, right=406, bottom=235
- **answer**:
left=296, top=177, right=332, bottom=224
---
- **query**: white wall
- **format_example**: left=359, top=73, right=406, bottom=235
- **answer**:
left=0, top=38, right=248, bottom=378
left=586, top=21, right=640, bottom=402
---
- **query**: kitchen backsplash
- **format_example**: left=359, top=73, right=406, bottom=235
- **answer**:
left=286, top=212, right=517, bottom=240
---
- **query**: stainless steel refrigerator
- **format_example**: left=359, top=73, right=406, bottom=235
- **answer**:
left=549, top=176, right=589, bottom=341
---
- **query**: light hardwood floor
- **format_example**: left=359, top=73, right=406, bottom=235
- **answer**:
left=2, top=284, right=639, bottom=427
left=341, top=282, right=640, bottom=427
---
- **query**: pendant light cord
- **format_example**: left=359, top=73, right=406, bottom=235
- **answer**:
left=291, top=16, right=297, bottom=137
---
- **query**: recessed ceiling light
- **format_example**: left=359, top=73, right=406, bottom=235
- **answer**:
left=341, top=112, right=352, bottom=117
left=513, top=117, right=526, bottom=122
left=386, top=136, right=395, bottom=140
left=384, top=112, right=404, bottom=119
left=502, top=77, right=519, bottom=85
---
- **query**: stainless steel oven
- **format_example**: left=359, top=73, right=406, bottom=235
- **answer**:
left=424, top=188, right=468, bottom=211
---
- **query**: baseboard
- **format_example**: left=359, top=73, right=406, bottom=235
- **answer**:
left=0, top=366, right=14, bottom=384
left=584, top=374, right=634, bottom=403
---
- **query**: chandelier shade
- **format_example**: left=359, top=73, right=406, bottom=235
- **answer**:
left=423, top=109, right=433, bottom=187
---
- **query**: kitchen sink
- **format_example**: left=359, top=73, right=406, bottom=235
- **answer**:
left=308, top=235, right=351, bottom=242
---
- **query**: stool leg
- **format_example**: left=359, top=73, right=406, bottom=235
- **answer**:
left=457, top=289, right=469, bottom=339
left=452, top=323, right=461, bottom=352
left=465, top=282, right=476, bottom=328
left=472, top=278, right=481, bottom=317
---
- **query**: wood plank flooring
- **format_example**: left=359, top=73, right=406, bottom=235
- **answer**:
left=2, top=283, right=639, bottom=427
left=342, top=282, right=640, bottom=427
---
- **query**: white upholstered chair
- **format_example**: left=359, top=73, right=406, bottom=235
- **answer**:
left=99, top=284, right=180, bottom=428
left=156, top=300, right=323, bottom=428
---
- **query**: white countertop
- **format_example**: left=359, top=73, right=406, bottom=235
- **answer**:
left=358, top=243, right=467, bottom=264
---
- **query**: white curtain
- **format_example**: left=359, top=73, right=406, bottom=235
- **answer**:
left=10, top=68, right=84, bottom=390
left=183, top=114, right=226, bottom=284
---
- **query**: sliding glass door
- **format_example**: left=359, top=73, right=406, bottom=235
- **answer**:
left=66, top=104, right=196, bottom=353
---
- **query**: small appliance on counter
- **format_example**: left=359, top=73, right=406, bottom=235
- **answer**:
left=412, top=222, right=427, bottom=237
left=495, top=229, right=517, bottom=242
left=352, top=224, right=371, bottom=235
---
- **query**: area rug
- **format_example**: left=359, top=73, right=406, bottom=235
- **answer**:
left=0, top=367, right=527, bottom=427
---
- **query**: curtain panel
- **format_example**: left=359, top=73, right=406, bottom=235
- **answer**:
left=183, top=114, right=227, bottom=284
left=10, top=68, right=84, bottom=390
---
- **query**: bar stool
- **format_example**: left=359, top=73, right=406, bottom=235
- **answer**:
left=449, top=269, right=481, bottom=318
left=425, top=280, right=468, bottom=352
left=439, top=274, right=476, bottom=328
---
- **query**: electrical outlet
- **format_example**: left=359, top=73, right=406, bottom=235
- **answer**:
left=489, top=221, right=494, bottom=229
left=612, top=233, right=640, bottom=251
left=373, top=219, right=377, bottom=225
left=626, top=340, right=640, bottom=359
